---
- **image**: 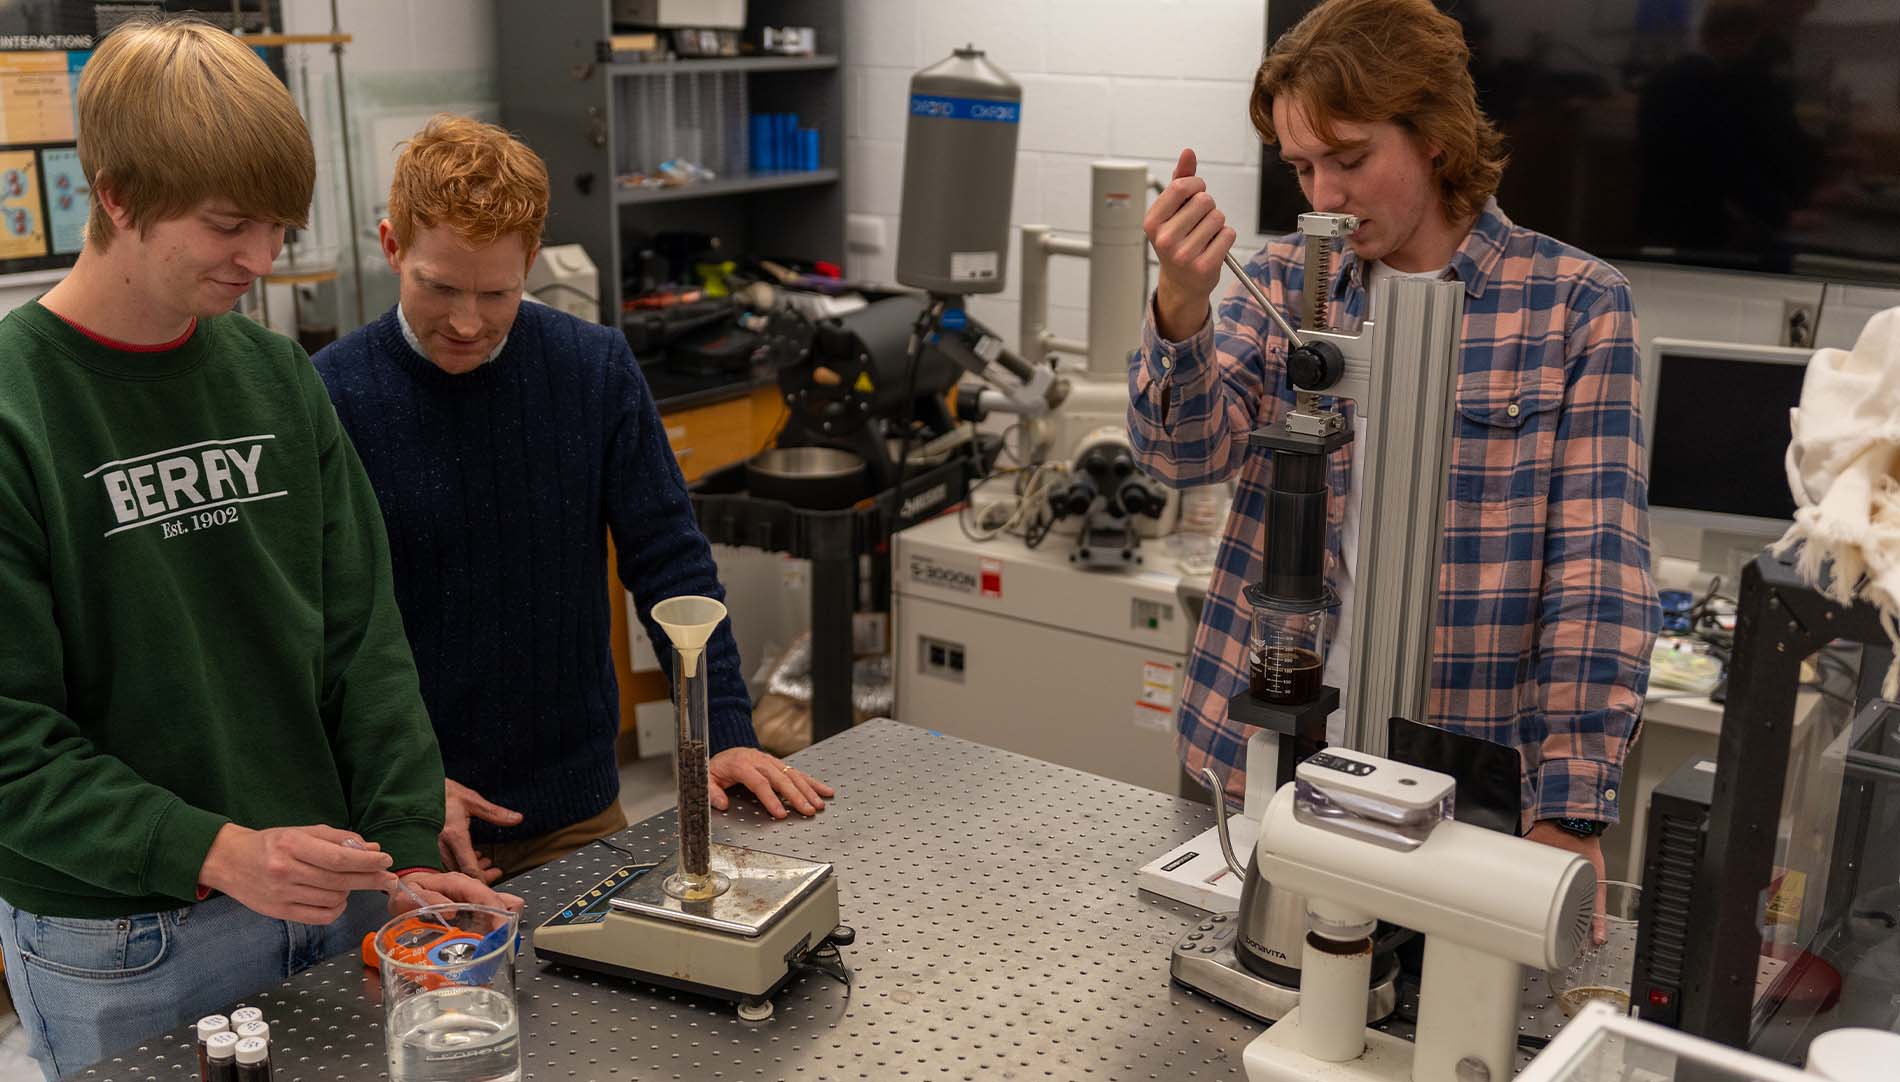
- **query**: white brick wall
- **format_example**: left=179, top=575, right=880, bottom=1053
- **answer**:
left=287, top=0, right=497, bottom=76
left=1109, top=79, right=1258, bottom=164
left=1017, top=74, right=1114, bottom=156
left=1045, top=0, right=1272, bottom=80
left=844, top=137, right=905, bottom=217
left=917, top=0, right=1051, bottom=77
left=844, top=0, right=1266, bottom=353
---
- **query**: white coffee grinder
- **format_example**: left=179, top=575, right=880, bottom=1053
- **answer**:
left=1240, top=747, right=1595, bottom=1082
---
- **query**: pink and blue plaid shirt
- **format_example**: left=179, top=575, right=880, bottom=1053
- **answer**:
left=1129, top=200, right=1659, bottom=825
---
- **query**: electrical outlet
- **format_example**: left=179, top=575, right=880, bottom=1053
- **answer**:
left=1131, top=598, right=1173, bottom=631
left=634, top=699, right=675, bottom=758
left=1783, top=300, right=1816, bottom=349
left=846, top=213, right=887, bottom=253
left=918, top=635, right=966, bottom=682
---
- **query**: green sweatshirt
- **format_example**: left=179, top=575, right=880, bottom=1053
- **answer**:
left=0, top=301, right=446, bottom=919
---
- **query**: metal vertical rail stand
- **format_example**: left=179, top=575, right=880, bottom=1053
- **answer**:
left=807, top=515, right=856, bottom=745
left=224, top=9, right=360, bottom=333
left=1220, top=253, right=1466, bottom=755
left=329, top=0, right=364, bottom=329
left=1342, top=278, right=1463, bottom=752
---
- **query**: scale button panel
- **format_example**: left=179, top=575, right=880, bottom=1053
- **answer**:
left=540, top=865, right=651, bottom=928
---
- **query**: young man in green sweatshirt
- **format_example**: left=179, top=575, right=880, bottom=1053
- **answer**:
left=0, top=18, right=517, bottom=1080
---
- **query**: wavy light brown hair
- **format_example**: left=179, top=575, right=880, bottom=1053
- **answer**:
left=1250, top=0, right=1506, bottom=226
left=387, top=115, right=549, bottom=256
left=79, top=15, right=314, bottom=249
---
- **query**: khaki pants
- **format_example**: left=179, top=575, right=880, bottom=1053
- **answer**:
left=486, top=801, right=630, bottom=880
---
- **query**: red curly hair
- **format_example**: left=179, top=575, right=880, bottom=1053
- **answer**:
left=387, top=114, right=548, bottom=255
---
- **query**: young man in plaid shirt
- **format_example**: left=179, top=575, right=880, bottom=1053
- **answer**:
left=1132, top=0, right=1660, bottom=878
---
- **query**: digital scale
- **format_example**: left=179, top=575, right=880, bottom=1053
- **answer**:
left=532, top=844, right=850, bottom=1019
left=533, top=596, right=853, bottom=1019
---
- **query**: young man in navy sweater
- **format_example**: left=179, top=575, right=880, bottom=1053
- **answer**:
left=313, top=115, right=833, bottom=881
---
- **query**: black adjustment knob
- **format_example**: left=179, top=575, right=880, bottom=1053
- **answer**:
left=1287, top=339, right=1346, bottom=391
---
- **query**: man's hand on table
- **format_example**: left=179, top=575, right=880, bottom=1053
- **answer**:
left=389, top=870, right=524, bottom=916
left=440, top=778, right=522, bottom=885
left=708, top=747, right=834, bottom=819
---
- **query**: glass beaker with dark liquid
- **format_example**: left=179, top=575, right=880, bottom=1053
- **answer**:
left=1245, top=587, right=1330, bottom=705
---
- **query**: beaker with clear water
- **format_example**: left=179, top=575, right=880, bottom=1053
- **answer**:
left=374, top=903, right=521, bottom=1082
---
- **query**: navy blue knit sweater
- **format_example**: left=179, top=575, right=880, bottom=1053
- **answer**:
left=312, top=302, right=755, bottom=843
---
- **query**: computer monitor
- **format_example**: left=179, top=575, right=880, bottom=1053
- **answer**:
left=1644, top=338, right=1811, bottom=580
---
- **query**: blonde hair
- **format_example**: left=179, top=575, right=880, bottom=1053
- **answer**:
left=1251, top=0, right=1506, bottom=226
left=78, top=15, right=314, bottom=249
left=386, top=115, right=549, bottom=254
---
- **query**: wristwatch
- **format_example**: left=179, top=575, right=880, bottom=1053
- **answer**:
left=1550, top=817, right=1606, bottom=839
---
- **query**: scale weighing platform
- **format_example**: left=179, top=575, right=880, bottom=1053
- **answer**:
left=531, top=842, right=849, bottom=1017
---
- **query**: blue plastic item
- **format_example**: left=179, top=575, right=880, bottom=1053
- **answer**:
left=1659, top=588, right=1694, bottom=634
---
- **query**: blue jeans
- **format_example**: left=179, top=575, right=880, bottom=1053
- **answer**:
left=0, top=891, right=387, bottom=1080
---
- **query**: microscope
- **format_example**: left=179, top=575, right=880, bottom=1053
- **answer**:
left=1044, top=426, right=1170, bottom=567
left=1242, top=747, right=1594, bottom=1082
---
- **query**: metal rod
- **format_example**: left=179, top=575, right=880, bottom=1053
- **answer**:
left=1224, top=249, right=1305, bottom=347
left=1200, top=767, right=1248, bottom=880
left=331, top=0, right=364, bottom=328
left=290, top=48, right=313, bottom=270
left=1043, top=235, right=1090, bottom=258
left=1019, top=224, right=1049, bottom=367
left=1041, top=333, right=1087, bottom=356
left=1146, top=179, right=1304, bottom=347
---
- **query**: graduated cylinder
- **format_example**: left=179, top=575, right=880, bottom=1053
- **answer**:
left=651, top=595, right=730, bottom=901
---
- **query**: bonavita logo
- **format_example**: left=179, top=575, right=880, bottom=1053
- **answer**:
left=909, top=555, right=977, bottom=593
left=84, top=434, right=288, bottom=539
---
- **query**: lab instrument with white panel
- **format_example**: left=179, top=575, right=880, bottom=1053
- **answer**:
left=891, top=513, right=1189, bottom=794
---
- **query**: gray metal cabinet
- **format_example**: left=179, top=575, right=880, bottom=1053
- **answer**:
left=495, top=0, right=846, bottom=324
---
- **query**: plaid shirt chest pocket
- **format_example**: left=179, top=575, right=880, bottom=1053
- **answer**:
left=1451, top=375, right=1567, bottom=507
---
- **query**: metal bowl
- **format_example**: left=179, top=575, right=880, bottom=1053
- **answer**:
left=745, top=446, right=870, bottom=510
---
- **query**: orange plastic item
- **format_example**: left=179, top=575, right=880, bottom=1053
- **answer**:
left=361, top=915, right=484, bottom=973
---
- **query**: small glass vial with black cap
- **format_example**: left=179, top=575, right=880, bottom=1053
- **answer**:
left=234, top=1035, right=272, bottom=1082
left=205, top=1030, right=240, bottom=1082
left=195, top=1015, right=230, bottom=1082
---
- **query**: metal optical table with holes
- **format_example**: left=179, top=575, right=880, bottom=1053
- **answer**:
left=66, top=719, right=1578, bottom=1081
